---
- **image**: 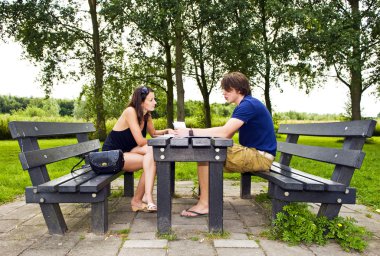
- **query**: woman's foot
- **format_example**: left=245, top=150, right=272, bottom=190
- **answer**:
left=146, top=203, right=157, bottom=212
left=131, top=202, right=147, bottom=212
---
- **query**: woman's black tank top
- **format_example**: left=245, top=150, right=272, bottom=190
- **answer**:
left=102, top=121, right=147, bottom=152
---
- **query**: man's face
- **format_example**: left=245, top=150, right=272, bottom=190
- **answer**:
left=222, top=88, right=240, bottom=104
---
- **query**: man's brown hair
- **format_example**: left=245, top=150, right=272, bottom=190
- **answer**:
left=221, top=72, right=251, bottom=96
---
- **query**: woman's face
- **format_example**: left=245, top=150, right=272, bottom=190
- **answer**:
left=142, top=92, right=156, bottom=112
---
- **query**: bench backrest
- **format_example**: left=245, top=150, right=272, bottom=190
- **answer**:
left=277, top=120, right=376, bottom=186
left=9, top=121, right=100, bottom=186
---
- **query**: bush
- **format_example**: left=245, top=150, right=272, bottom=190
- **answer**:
left=267, top=203, right=371, bottom=252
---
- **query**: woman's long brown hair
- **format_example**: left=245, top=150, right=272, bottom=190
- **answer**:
left=128, top=86, right=153, bottom=124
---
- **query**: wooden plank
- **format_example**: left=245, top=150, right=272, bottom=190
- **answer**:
left=253, top=171, right=304, bottom=190
left=26, top=187, right=108, bottom=203
left=270, top=165, right=325, bottom=191
left=79, top=171, right=124, bottom=192
left=278, top=120, right=376, bottom=137
left=212, top=138, right=234, bottom=147
left=268, top=185, right=356, bottom=204
left=152, top=147, right=227, bottom=162
left=272, top=162, right=346, bottom=192
left=192, top=137, right=211, bottom=147
left=8, top=121, right=95, bottom=139
left=277, top=142, right=365, bottom=168
left=37, top=167, right=92, bottom=192
left=58, top=171, right=98, bottom=192
left=147, top=137, right=170, bottom=147
left=19, top=140, right=100, bottom=170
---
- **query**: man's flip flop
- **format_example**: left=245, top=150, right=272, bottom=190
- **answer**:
left=180, top=209, right=208, bottom=218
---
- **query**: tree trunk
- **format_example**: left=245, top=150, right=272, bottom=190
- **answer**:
left=164, top=40, right=174, bottom=128
left=349, top=0, right=362, bottom=120
left=88, top=0, right=106, bottom=140
left=259, top=0, right=272, bottom=115
left=175, top=27, right=185, bottom=122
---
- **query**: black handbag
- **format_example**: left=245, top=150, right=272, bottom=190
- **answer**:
left=88, top=150, right=124, bottom=174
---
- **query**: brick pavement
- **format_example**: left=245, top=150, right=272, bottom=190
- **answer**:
left=0, top=180, right=379, bottom=256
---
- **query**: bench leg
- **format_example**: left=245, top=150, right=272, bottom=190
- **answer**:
left=40, top=204, right=67, bottom=235
left=318, top=203, right=341, bottom=219
left=271, top=199, right=289, bottom=220
left=91, top=200, right=108, bottom=234
left=124, top=172, right=134, bottom=197
left=240, top=173, right=252, bottom=199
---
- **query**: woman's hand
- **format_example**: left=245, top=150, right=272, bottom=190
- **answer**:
left=175, top=128, right=190, bottom=137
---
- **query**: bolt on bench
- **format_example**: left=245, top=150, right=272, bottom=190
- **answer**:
left=240, top=120, right=377, bottom=220
left=9, top=121, right=134, bottom=234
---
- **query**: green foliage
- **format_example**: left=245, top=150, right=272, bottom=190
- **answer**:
left=0, top=95, right=30, bottom=114
left=268, top=203, right=371, bottom=252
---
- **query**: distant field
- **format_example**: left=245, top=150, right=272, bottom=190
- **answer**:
left=1, top=135, right=379, bottom=211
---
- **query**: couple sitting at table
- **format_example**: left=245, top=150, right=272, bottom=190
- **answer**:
left=102, top=72, right=277, bottom=216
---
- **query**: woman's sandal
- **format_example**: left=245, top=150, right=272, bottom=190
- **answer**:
left=131, top=203, right=147, bottom=212
left=146, top=203, right=157, bottom=212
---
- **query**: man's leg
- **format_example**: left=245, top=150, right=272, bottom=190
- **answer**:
left=180, top=162, right=209, bottom=217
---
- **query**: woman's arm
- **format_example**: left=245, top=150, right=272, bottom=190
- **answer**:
left=147, top=116, right=174, bottom=137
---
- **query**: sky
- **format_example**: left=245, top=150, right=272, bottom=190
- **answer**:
left=1, top=41, right=379, bottom=117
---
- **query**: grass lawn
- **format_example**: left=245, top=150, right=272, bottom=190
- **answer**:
left=1, top=136, right=379, bottom=211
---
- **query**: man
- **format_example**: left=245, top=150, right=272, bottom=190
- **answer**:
left=177, top=71, right=277, bottom=217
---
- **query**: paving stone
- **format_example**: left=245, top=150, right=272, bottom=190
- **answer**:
left=228, top=232, right=250, bottom=240
left=239, top=212, right=270, bottom=227
left=0, top=219, right=23, bottom=233
left=172, top=214, right=208, bottom=225
left=1, top=204, right=40, bottom=221
left=0, top=239, right=36, bottom=256
left=308, top=242, right=361, bottom=256
left=216, top=248, right=265, bottom=256
left=108, top=212, right=134, bottom=224
left=223, top=219, right=248, bottom=233
left=109, top=223, right=131, bottom=231
left=172, top=224, right=208, bottom=238
left=123, top=239, right=167, bottom=248
left=168, top=240, right=214, bottom=256
left=128, top=231, right=157, bottom=240
left=6, top=224, right=47, bottom=241
left=22, top=213, right=46, bottom=226
left=0, top=200, right=25, bottom=217
left=118, top=248, right=167, bottom=256
left=223, top=209, right=240, bottom=220
left=68, top=234, right=121, bottom=256
left=259, top=239, right=314, bottom=256
left=20, top=248, right=71, bottom=256
left=365, top=238, right=380, bottom=256
left=214, top=239, right=259, bottom=248
left=130, top=217, right=157, bottom=233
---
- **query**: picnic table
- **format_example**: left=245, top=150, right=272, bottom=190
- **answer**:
left=148, top=136, right=233, bottom=234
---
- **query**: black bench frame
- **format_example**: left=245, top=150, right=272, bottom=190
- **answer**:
left=9, top=121, right=134, bottom=234
left=240, top=120, right=377, bottom=220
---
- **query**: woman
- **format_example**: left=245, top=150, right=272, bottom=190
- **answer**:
left=102, top=86, right=173, bottom=212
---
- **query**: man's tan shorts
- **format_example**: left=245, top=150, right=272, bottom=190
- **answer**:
left=224, top=144, right=274, bottom=173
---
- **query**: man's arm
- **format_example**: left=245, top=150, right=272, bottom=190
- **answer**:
left=177, top=118, right=244, bottom=138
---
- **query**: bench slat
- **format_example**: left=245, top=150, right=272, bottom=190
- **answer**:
left=79, top=171, right=124, bottom=192
left=270, top=165, right=325, bottom=191
left=278, top=120, right=376, bottom=137
left=37, top=166, right=91, bottom=192
left=253, top=171, right=304, bottom=190
left=9, top=121, right=96, bottom=138
left=19, top=140, right=100, bottom=170
left=272, top=162, right=346, bottom=192
left=58, top=171, right=99, bottom=192
left=278, top=142, right=365, bottom=168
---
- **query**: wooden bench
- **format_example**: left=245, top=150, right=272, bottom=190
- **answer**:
left=9, top=121, right=134, bottom=234
left=240, top=120, right=377, bottom=220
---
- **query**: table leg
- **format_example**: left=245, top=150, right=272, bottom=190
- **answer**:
left=209, top=162, right=224, bottom=233
left=157, top=161, right=172, bottom=234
